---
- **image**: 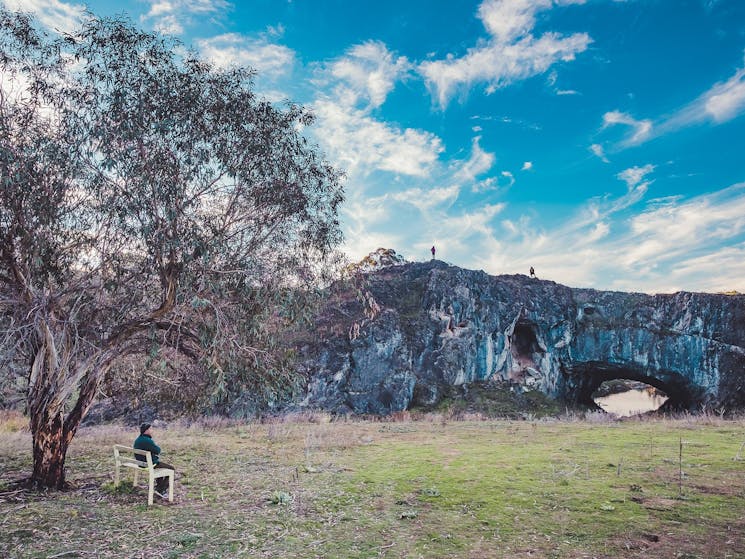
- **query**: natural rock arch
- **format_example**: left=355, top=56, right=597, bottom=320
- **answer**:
left=296, top=260, right=745, bottom=415
left=560, top=361, right=701, bottom=410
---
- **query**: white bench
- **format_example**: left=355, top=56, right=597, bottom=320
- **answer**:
left=113, top=444, right=174, bottom=505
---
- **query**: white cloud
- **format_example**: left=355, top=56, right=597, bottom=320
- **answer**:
left=445, top=203, right=505, bottom=235
left=617, top=164, right=655, bottom=189
left=140, top=0, right=230, bottom=35
left=266, top=23, right=285, bottom=38
left=197, top=33, right=294, bottom=76
left=500, top=182, right=745, bottom=292
left=521, top=161, right=533, bottom=171
left=341, top=197, right=402, bottom=260
left=420, top=203, right=506, bottom=261
left=662, top=54, right=745, bottom=130
left=455, top=136, right=496, bottom=181
left=391, top=184, right=460, bottom=211
left=629, top=186, right=745, bottom=242
left=501, top=170, right=515, bottom=187
left=478, top=0, right=550, bottom=43
left=418, top=0, right=591, bottom=107
left=703, top=65, right=745, bottom=122
left=327, top=41, right=410, bottom=109
left=617, top=184, right=745, bottom=278
left=666, top=244, right=745, bottom=293
left=548, top=68, right=580, bottom=95
left=586, top=221, right=610, bottom=243
left=2, top=0, right=85, bottom=33
left=472, top=176, right=499, bottom=192
left=601, top=52, right=745, bottom=148
left=590, top=143, right=609, bottom=163
left=338, top=138, right=744, bottom=293
left=312, top=99, right=443, bottom=178
left=602, top=110, right=652, bottom=145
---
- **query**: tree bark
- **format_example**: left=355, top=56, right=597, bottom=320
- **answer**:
left=26, top=318, right=100, bottom=489
left=30, top=412, right=70, bottom=489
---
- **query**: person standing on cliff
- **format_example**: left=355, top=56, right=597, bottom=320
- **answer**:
left=530, top=266, right=536, bottom=278
left=431, top=245, right=436, bottom=259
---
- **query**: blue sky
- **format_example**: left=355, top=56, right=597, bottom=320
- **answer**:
left=5, top=0, right=745, bottom=293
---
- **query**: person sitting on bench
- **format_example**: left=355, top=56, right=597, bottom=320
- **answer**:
left=133, top=423, right=175, bottom=496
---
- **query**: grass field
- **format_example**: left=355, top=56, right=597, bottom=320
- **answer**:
left=1, top=411, right=745, bottom=558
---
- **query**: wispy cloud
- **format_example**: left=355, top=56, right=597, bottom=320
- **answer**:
left=404, top=202, right=507, bottom=264
left=617, top=164, right=655, bottom=189
left=602, top=110, right=653, bottom=145
left=455, top=136, right=496, bottom=182
left=2, top=0, right=85, bottom=33
left=667, top=244, right=745, bottom=293
left=598, top=51, right=745, bottom=150
left=418, top=0, right=591, bottom=108
left=325, top=41, right=411, bottom=109
left=140, top=0, right=230, bottom=35
left=547, top=69, right=580, bottom=96
left=312, top=99, right=443, bottom=178
left=501, top=170, right=515, bottom=187
left=309, top=41, right=443, bottom=179
left=196, top=33, right=294, bottom=76
left=468, top=178, right=745, bottom=293
left=590, top=143, right=609, bottom=162
left=658, top=52, right=745, bottom=131
left=391, top=184, right=461, bottom=212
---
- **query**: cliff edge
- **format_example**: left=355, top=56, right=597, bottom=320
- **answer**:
left=294, top=259, right=745, bottom=414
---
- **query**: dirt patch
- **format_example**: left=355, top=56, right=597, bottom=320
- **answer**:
left=610, top=520, right=745, bottom=559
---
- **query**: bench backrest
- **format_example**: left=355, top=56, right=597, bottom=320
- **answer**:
left=113, top=444, right=153, bottom=469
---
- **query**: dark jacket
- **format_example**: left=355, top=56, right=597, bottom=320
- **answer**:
left=133, top=434, right=161, bottom=465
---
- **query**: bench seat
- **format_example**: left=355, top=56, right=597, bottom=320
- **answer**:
left=113, top=444, right=174, bottom=505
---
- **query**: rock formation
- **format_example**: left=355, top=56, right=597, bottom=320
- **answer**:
left=295, top=258, right=745, bottom=414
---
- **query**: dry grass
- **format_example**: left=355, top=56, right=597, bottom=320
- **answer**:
left=2, top=414, right=745, bottom=558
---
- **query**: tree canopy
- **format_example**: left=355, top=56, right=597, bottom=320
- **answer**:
left=0, top=8, right=344, bottom=487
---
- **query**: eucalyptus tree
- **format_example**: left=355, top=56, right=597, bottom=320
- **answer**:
left=0, top=9, right=343, bottom=488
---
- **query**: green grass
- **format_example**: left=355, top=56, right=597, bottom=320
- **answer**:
left=1, top=414, right=745, bottom=558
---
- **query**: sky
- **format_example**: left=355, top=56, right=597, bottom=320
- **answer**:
left=3, top=0, right=745, bottom=294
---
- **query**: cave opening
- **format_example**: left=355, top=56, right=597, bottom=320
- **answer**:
left=562, top=361, right=700, bottom=411
left=512, top=322, right=541, bottom=358
left=509, top=322, right=545, bottom=383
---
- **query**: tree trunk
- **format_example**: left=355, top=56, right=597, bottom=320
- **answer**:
left=27, top=318, right=102, bottom=489
left=31, top=413, right=70, bottom=489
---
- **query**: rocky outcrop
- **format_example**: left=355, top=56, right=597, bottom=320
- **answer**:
left=295, top=260, right=745, bottom=414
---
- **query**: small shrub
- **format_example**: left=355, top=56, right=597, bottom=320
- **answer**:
left=0, top=410, right=28, bottom=433
left=173, top=533, right=202, bottom=548
left=269, top=490, right=293, bottom=505
left=101, top=481, right=137, bottom=495
left=388, top=411, right=411, bottom=423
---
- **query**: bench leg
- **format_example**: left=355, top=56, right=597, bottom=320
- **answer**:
left=114, top=464, right=120, bottom=488
left=148, top=472, right=155, bottom=506
left=133, top=468, right=140, bottom=487
left=168, top=471, right=174, bottom=502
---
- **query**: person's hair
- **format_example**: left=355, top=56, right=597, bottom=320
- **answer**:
left=139, top=423, right=151, bottom=435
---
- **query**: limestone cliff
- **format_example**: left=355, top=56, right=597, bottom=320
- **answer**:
left=295, top=260, right=745, bottom=414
